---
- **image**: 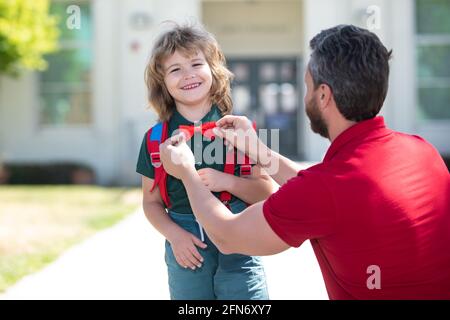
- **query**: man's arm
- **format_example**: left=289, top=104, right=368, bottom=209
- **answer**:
left=256, top=141, right=305, bottom=186
left=226, top=165, right=277, bottom=204
left=183, top=171, right=290, bottom=256
left=198, top=165, right=277, bottom=204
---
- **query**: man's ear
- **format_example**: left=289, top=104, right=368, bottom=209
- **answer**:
left=319, top=84, right=333, bottom=109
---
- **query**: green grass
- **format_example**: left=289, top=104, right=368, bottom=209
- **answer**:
left=0, top=245, right=68, bottom=292
left=0, top=185, right=141, bottom=292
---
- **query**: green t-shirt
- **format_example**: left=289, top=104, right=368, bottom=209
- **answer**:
left=136, top=105, right=249, bottom=214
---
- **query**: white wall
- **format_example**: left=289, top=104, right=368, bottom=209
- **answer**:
left=91, top=0, right=122, bottom=184
left=0, top=74, right=41, bottom=164
left=302, top=0, right=346, bottom=161
left=202, top=0, right=303, bottom=57
left=116, top=0, right=156, bottom=185
left=386, top=0, right=416, bottom=135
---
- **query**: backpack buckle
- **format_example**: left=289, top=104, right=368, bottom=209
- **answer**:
left=150, top=152, right=162, bottom=168
left=240, top=164, right=252, bottom=176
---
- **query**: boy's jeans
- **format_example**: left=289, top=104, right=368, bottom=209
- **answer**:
left=165, top=200, right=269, bottom=300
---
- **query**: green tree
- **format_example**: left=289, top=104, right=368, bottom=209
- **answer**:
left=0, top=0, right=59, bottom=76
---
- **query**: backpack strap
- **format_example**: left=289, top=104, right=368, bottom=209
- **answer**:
left=219, top=149, right=235, bottom=208
left=218, top=121, right=257, bottom=208
left=146, top=122, right=171, bottom=208
left=239, top=153, right=252, bottom=176
left=238, top=121, right=257, bottom=177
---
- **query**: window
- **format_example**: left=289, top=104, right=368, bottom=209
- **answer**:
left=416, top=0, right=450, bottom=121
left=39, top=0, right=93, bottom=126
left=228, top=59, right=301, bottom=158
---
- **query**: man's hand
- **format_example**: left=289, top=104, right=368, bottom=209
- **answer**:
left=214, top=115, right=264, bottom=162
left=198, top=168, right=232, bottom=192
left=160, top=132, right=196, bottom=180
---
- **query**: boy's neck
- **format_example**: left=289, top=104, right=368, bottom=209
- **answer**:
left=176, top=101, right=212, bottom=123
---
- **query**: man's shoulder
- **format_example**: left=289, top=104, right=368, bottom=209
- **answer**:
left=298, top=161, right=334, bottom=178
left=393, top=131, right=436, bottom=149
left=283, top=162, right=332, bottom=191
left=389, top=131, right=444, bottom=163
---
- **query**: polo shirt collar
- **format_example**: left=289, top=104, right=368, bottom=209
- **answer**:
left=323, top=116, right=390, bottom=162
left=171, top=105, right=221, bottom=127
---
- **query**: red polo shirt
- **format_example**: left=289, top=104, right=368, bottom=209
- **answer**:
left=263, top=117, right=450, bottom=299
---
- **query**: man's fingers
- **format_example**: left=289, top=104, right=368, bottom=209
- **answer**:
left=198, top=168, right=214, bottom=175
left=214, top=126, right=242, bottom=148
left=221, top=129, right=238, bottom=147
left=212, top=127, right=224, bottom=138
left=216, top=115, right=237, bottom=128
left=216, top=115, right=252, bottom=130
left=168, top=132, right=187, bottom=146
left=197, top=174, right=209, bottom=186
left=165, top=144, right=175, bottom=153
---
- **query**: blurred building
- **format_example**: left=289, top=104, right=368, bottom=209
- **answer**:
left=0, top=0, right=448, bottom=185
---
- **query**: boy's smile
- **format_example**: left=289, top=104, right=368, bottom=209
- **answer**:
left=181, top=82, right=202, bottom=90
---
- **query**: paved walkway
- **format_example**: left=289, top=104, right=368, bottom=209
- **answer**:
left=0, top=208, right=328, bottom=300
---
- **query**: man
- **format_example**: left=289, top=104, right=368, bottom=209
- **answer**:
left=159, top=25, right=450, bottom=299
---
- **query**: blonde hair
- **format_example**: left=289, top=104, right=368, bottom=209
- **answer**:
left=145, top=22, right=234, bottom=122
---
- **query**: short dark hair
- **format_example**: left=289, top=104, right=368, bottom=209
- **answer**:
left=309, top=25, right=392, bottom=122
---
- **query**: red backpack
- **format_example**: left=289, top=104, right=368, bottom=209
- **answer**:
left=146, top=121, right=253, bottom=208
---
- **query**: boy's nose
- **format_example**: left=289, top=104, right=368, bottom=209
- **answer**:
left=184, top=74, right=196, bottom=80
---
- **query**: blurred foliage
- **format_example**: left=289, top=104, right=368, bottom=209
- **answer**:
left=0, top=0, right=59, bottom=76
left=416, top=0, right=450, bottom=34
